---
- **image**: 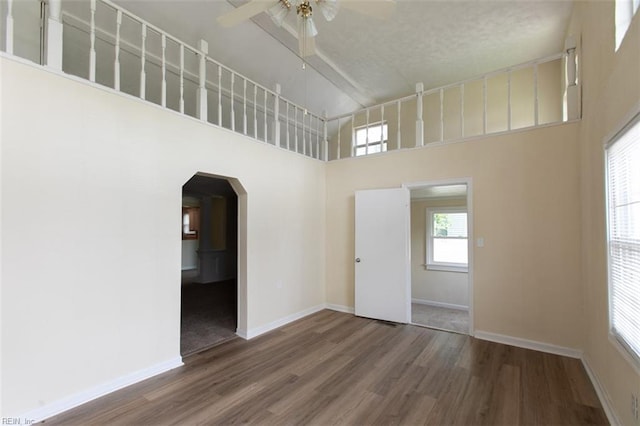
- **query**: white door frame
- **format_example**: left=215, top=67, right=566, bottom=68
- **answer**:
left=402, top=177, right=475, bottom=336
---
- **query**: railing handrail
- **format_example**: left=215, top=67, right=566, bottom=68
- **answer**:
left=326, top=51, right=567, bottom=122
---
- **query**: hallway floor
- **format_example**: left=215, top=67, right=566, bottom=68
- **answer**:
left=181, top=274, right=237, bottom=356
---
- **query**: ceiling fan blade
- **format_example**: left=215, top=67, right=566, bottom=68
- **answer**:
left=217, top=0, right=278, bottom=27
left=340, top=0, right=395, bottom=19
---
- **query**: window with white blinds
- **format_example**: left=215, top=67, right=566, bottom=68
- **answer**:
left=606, top=112, right=640, bottom=367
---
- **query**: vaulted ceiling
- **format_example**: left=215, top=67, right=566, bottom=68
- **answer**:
left=114, top=0, right=574, bottom=118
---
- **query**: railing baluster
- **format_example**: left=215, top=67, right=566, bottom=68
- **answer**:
left=302, top=112, right=307, bottom=156
left=217, top=65, right=222, bottom=125
left=254, top=85, right=258, bottom=139
left=323, top=111, right=328, bottom=161
left=230, top=73, right=235, bottom=131
left=337, top=117, right=342, bottom=160
left=179, top=45, right=185, bottom=114
left=263, top=89, right=268, bottom=142
left=507, top=70, right=512, bottom=131
left=89, top=0, right=97, bottom=82
left=161, top=35, right=167, bottom=108
left=534, top=63, right=539, bottom=125
left=351, top=114, right=355, bottom=156
left=5, top=0, right=14, bottom=55
left=380, top=104, right=385, bottom=151
left=140, top=23, right=146, bottom=99
left=316, top=115, right=321, bottom=159
left=243, top=79, right=247, bottom=135
left=396, top=101, right=401, bottom=149
left=439, top=88, right=444, bottom=142
left=286, top=102, right=290, bottom=150
left=274, top=84, right=281, bottom=147
left=416, top=83, right=424, bottom=147
left=482, top=76, right=487, bottom=134
left=365, top=109, right=370, bottom=154
left=460, top=84, right=464, bottom=138
left=114, top=10, right=122, bottom=91
left=294, top=108, right=299, bottom=152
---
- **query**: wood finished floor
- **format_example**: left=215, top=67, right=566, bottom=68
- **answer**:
left=44, top=310, right=608, bottom=425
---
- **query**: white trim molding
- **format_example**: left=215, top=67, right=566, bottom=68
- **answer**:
left=237, top=304, right=326, bottom=340
left=474, top=330, right=583, bottom=359
left=20, top=357, right=183, bottom=423
left=411, top=298, right=468, bottom=311
left=326, top=303, right=356, bottom=314
left=581, top=355, right=621, bottom=426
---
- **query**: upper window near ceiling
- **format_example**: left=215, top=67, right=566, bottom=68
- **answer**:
left=616, top=0, right=639, bottom=51
left=354, top=122, right=388, bottom=157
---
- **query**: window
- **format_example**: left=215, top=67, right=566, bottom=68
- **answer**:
left=615, top=0, right=639, bottom=51
left=426, top=208, right=468, bottom=272
left=182, top=207, right=199, bottom=240
left=606, top=113, right=640, bottom=368
left=354, top=122, right=388, bottom=156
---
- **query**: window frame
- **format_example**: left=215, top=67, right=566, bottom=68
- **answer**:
left=605, top=109, right=640, bottom=373
left=426, top=207, right=469, bottom=273
left=353, top=121, right=388, bottom=157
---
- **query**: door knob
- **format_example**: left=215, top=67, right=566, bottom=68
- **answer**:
left=355, top=258, right=361, bottom=263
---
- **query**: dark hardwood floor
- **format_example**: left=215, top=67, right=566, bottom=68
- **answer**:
left=44, top=310, right=608, bottom=425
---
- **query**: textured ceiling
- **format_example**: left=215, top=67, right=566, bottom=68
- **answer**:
left=114, top=0, right=574, bottom=117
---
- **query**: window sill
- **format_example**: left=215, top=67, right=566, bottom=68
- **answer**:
left=425, top=264, right=468, bottom=273
left=608, top=332, right=640, bottom=376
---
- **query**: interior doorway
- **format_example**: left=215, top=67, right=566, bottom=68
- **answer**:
left=180, top=174, right=239, bottom=356
left=406, top=180, right=473, bottom=335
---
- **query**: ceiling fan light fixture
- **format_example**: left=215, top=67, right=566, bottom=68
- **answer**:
left=315, top=0, right=339, bottom=21
left=267, top=0, right=292, bottom=27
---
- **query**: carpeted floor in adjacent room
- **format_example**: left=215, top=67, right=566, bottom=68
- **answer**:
left=411, top=303, right=469, bottom=334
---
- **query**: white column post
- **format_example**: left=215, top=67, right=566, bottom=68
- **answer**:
left=161, top=34, right=167, bottom=108
left=415, top=82, right=424, bottom=147
left=196, top=39, right=208, bottom=122
left=5, top=0, right=14, bottom=55
left=140, top=24, right=146, bottom=100
left=114, top=10, right=122, bottom=91
left=565, top=35, right=580, bottom=120
left=273, top=83, right=281, bottom=147
left=47, top=0, right=64, bottom=70
left=89, top=0, right=96, bottom=82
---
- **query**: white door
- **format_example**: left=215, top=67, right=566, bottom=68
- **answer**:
left=355, top=188, right=411, bottom=323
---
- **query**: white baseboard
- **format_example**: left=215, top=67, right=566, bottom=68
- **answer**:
left=21, top=357, right=183, bottom=423
left=581, top=355, right=621, bottom=426
left=240, top=304, right=326, bottom=340
left=411, top=298, right=468, bottom=311
left=326, top=303, right=355, bottom=314
left=474, top=330, right=583, bottom=359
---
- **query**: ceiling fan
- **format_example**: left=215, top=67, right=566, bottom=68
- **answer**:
left=217, top=0, right=395, bottom=57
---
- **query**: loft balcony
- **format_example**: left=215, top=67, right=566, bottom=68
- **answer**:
left=1, top=0, right=580, bottom=161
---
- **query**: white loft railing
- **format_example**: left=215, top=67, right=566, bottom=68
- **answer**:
left=326, top=38, right=579, bottom=160
left=1, top=0, right=328, bottom=161
left=2, top=0, right=579, bottom=163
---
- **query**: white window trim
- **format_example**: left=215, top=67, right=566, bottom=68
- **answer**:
left=353, top=121, right=388, bottom=157
left=615, top=0, right=639, bottom=51
left=605, top=107, right=640, bottom=373
left=426, top=207, right=468, bottom=273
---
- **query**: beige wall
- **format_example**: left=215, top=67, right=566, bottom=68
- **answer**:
left=570, top=2, right=640, bottom=425
left=0, top=58, right=326, bottom=417
left=410, top=198, right=468, bottom=307
left=329, top=59, right=564, bottom=160
left=326, top=122, right=583, bottom=350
